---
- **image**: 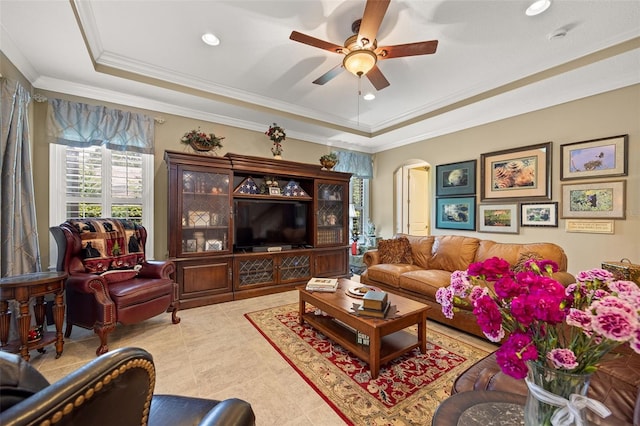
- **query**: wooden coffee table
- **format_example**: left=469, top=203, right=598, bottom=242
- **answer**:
left=298, top=278, right=429, bottom=378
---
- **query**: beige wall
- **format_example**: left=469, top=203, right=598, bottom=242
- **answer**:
left=372, top=84, right=640, bottom=274
left=30, top=91, right=332, bottom=268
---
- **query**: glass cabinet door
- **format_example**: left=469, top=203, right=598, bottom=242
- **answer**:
left=316, top=182, right=345, bottom=246
left=180, top=168, right=231, bottom=255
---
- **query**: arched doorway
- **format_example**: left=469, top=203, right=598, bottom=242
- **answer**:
left=393, top=160, right=431, bottom=236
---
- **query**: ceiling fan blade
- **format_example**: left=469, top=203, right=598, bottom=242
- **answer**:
left=357, top=0, right=390, bottom=47
left=366, top=65, right=390, bottom=91
left=376, top=40, right=439, bottom=59
left=313, top=64, right=345, bottom=85
left=289, top=31, right=343, bottom=54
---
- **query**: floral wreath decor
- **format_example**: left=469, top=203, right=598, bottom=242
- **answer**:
left=181, top=128, right=224, bottom=152
left=265, top=123, right=286, bottom=156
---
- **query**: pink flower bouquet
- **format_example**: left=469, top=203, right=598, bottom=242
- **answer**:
left=436, top=257, right=640, bottom=379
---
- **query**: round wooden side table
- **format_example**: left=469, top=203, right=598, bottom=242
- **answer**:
left=0, top=271, right=67, bottom=361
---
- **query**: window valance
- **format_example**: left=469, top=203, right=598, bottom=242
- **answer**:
left=46, top=99, right=155, bottom=154
left=333, top=151, right=373, bottom=178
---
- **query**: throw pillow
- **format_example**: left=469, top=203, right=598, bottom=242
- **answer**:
left=512, top=251, right=543, bottom=273
left=378, top=237, right=413, bottom=264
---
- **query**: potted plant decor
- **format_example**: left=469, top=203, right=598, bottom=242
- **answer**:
left=319, top=152, right=338, bottom=170
left=265, top=123, right=286, bottom=158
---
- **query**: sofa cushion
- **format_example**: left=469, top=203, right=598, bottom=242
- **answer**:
left=428, top=235, right=480, bottom=272
left=402, top=235, right=435, bottom=269
left=109, top=278, right=174, bottom=309
left=365, top=264, right=422, bottom=288
left=512, top=251, right=543, bottom=273
left=399, top=269, right=453, bottom=299
left=378, top=237, right=413, bottom=264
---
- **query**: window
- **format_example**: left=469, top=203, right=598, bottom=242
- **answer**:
left=350, top=176, right=370, bottom=243
left=49, top=144, right=154, bottom=262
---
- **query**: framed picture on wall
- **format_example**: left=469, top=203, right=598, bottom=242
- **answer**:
left=560, top=134, right=628, bottom=180
left=480, top=142, right=552, bottom=201
left=521, top=202, right=558, bottom=227
left=478, top=203, right=519, bottom=233
left=561, top=180, right=626, bottom=219
left=436, top=160, right=477, bottom=196
left=435, top=196, right=476, bottom=231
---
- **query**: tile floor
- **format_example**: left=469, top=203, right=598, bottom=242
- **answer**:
left=29, top=288, right=497, bottom=426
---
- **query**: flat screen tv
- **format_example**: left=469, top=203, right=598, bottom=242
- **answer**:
left=234, top=199, right=308, bottom=250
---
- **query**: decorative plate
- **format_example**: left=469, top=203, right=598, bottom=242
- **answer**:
left=347, top=285, right=381, bottom=298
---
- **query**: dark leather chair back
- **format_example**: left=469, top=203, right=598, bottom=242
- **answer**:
left=0, top=347, right=255, bottom=426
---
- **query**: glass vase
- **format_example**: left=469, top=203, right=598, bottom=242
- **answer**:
left=525, top=361, right=592, bottom=426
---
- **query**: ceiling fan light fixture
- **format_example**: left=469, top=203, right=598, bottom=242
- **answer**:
left=526, top=0, right=551, bottom=16
left=343, top=50, right=377, bottom=77
left=201, top=33, right=220, bottom=46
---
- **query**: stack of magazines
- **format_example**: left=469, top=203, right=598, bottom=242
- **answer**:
left=305, top=277, right=338, bottom=292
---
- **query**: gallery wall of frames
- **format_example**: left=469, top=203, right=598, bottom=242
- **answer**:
left=435, top=134, right=629, bottom=235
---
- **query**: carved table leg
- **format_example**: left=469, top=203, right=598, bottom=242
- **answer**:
left=53, top=291, right=65, bottom=358
left=0, top=300, right=10, bottom=347
left=17, top=299, right=31, bottom=361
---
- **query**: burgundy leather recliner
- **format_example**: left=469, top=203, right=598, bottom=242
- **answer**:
left=50, top=219, right=180, bottom=356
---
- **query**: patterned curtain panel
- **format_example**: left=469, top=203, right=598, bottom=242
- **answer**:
left=46, top=98, right=155, bottom=154
left=333, top=150, right=373, bottom=178
left=0, top=79, right=41, bottom=276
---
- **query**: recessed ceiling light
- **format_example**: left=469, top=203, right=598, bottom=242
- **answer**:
left=526, top=0, right=551, bottom=16
left=201, top=33, right=220, bottom=46
left=363, top=93, right=375, bottom=101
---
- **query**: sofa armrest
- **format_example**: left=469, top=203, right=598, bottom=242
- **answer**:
left=65, top=274, right=115, bottom=329
left=552, top=271, right=576, bottom=286
left=149, top=395, right=255, bottom=426
left=363, top=249, right=380, bottom=267
left=66, top=273, right=109, bottom=293
left=198, top=398, right=256, bottom=426
left=138, top=260, right=175, bottom=280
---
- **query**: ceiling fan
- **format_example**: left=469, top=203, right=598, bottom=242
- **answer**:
left=289, top=0, right=438, bottom=91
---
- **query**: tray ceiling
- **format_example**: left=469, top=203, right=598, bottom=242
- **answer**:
left=1, top=1, right=639, bottom=152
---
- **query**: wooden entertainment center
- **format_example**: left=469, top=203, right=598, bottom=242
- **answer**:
left=165, top=151, right=352, bottom=309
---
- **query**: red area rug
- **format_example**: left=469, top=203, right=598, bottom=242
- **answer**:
left=245, top=303, right=490, bottom=425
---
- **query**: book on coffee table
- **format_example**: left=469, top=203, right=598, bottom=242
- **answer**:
left=357, top=301, right=391, bottom=318
left=306, top=277, right=338, bottom=292
left=362, top=290, right=388, bottom=311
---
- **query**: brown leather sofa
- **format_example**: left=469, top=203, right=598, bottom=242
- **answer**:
left=451, top=346, right=640, bottom=425
left=0, top=347, right=256, bottom=426
left=361, top=234, right=574, bottom=339
left=50, top=219, right=180, bottom=355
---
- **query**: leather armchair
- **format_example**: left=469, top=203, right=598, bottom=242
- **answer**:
left=0, top=347, right=256, bottom=426
left=50, top=219, right=180, bottom=355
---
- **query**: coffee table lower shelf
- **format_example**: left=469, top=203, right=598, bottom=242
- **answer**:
left=300, top=312, right=421, bottom=375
